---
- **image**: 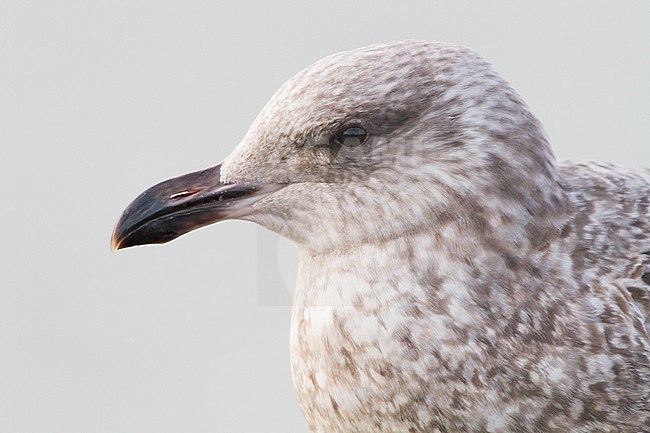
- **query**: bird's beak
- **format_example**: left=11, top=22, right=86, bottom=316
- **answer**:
left=111, top=164, right=283, bottom=251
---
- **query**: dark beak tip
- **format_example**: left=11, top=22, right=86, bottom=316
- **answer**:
left=110, top=218, right=126, bottom=251
left=110, top=235, right=122, bottom=252
left=110, top=163, right=282, bottom=250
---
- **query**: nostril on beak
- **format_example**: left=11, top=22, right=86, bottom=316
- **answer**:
left=169, top=189, right=202, bottom=200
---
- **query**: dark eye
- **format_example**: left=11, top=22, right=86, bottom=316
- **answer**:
left=336, top=126, right=368, bottom=147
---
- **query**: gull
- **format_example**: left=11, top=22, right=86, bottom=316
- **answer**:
left=112, top=40, right=650, bottom=432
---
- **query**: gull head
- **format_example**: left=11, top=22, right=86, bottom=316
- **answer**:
left=112, top=40, right=566, bottom=253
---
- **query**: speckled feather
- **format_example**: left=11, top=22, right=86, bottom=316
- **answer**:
left=220, top=41, right=650, bottom=432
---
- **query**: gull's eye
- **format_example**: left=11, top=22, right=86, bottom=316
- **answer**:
left=336, top=126, right=368, bottom=147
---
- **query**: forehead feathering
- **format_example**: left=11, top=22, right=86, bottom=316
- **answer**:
left=251, top=40, right=501, bottom=140
left=222, top=40, right=558, bottom=197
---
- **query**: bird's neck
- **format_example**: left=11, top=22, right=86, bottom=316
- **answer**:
left=293, top=204, right=570, bottom=311
left=294, top=171, right=571, bottom=260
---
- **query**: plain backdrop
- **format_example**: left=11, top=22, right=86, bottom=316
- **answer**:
left=1, top=1, right=649, bottom=432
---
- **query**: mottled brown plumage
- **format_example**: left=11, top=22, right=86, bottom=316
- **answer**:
left=117, top=40, right=650, bottom=432
left=221, top=41, right=650, bottom=432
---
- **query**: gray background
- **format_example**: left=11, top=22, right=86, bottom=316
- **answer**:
left=1, top=1, right=649, bottom=432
